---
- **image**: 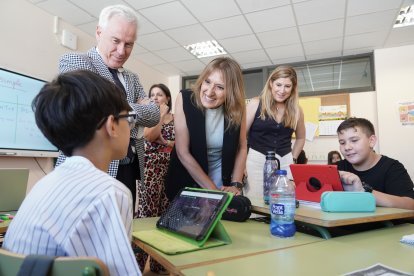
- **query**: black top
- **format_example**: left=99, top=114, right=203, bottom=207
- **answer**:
left=164, top=90, right=241, bottom=201
left=337, top=155, right=414, bottom=199
left=248, top=101, right=294, bottom=157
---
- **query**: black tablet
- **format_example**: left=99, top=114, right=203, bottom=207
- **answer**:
left=157, top=187, right=230, bottom=241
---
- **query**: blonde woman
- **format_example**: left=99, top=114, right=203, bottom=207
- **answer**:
left=165, top=57, right=247, bottom=200
left=244, top=65, right=305, bottom=199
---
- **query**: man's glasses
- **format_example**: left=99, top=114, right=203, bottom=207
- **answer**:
left=115, top=112, right=137, bottom=129
left=96, top=111, right=137, bottom=129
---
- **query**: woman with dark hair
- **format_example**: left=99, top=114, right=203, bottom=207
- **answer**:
left=136, top=84, right=175, bottom=273
left=138, top=83, right=174, bottom=218
left=328, top=150, right=342, bottom=165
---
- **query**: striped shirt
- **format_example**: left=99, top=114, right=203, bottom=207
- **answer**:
left=3, top=156, right=141, bottom=276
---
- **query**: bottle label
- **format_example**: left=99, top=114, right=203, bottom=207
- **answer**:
left=271, top=203, right=285, bottom=215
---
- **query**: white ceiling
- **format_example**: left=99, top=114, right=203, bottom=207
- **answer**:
left=28, top=0, right=414, bottom=77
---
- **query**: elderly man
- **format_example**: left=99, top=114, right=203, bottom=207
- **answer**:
left=56, top=4, right=160, bottom=211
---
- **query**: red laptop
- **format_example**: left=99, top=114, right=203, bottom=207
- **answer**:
left=290, top=164, right=343, bottom=203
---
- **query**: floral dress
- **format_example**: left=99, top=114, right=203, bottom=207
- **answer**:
left=136, top=117, right=174, bottom=218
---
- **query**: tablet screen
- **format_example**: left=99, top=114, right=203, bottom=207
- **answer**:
left=157, top=188, right=228, bottom=241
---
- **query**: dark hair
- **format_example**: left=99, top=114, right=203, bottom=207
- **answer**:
left=32, top=70, right=131, bottom=156
left=337, top=117, right=375, bottom=137
left=296, top=150, right=308, bottom=164
left=327, top=150, right=342, bottom=165
left=148, top=83, right=172, bottom=111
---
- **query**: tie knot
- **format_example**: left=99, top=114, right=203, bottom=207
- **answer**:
left=108, top=68, right=118, bottom=74
left=108, top=68, right=125, bottom=92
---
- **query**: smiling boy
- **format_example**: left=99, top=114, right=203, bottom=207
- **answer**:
left=336, top=117, right=414, bottom=210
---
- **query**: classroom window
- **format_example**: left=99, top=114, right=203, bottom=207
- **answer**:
left=182, top=53, right=375, bottom=98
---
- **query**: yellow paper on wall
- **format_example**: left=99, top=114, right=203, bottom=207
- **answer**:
left=298, top=97, right=321, bottom=137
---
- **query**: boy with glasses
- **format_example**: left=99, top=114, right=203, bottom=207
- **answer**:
left=3, top=70, right=142, bottom=276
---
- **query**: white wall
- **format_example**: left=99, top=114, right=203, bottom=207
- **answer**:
left=374, top=45, right=414, bottom=179
left=308, top=45, right=414, bottom=180
left=0, top=0, right=168, bottom=191
left=303, top=91, right=378, bottom=164
left=167, top=75, right=182, bottom=113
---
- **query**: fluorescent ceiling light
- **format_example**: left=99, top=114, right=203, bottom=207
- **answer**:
left=184, top=40, right=226, bottom=58
left=394, top=4, right=414, bottom=28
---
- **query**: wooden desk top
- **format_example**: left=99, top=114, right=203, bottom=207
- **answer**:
left=182, top=223, right=414, bottom=276
left=250, top=198, right=414, bottom=227
left=132, top=217, right=323, bottom=275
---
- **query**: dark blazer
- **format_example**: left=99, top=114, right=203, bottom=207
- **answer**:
left=55, top=47, right=159, bottom=179
left=165, top=90, right=240, bottom=200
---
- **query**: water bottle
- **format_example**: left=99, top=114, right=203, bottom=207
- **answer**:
left=263, top=151, right=278, bottom=205
left=269, top=169, right=296, bottom=238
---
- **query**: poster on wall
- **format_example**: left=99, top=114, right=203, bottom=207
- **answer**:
left=318, top=105, right=347, bottom=136
left=398, top=101, right=414, bottom=126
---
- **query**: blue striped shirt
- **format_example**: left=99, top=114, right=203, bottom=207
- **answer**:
left=3, top=156, right=141, bottom=276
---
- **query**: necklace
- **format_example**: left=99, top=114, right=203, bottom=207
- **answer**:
left=276, top=104, right=283, bottom=112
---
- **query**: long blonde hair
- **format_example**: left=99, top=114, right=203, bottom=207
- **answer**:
left=192, top=57, right=245, bottom=128
left=259, top=65, right=299, bottom=129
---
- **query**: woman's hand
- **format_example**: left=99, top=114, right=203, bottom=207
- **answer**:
left=160, top=103, right=169, bottom=118
left=221, top=186, right=241, bottom=196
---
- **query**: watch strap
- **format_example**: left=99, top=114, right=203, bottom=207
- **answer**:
left=362, top=182, right=373, bottom=193
left=230, top=181, right=243, bottom=189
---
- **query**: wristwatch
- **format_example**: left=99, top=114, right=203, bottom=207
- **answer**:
left=362, top=182, right=373, bottom=193
left=230, top=181, right=244, bottom=189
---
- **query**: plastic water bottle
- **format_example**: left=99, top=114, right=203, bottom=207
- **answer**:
left=269, top=169, right=296, bottom=238
left=263, top=151, right=278, bottom=205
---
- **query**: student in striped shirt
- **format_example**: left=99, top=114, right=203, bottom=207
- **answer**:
left=3, top=70, right=142, bottom=276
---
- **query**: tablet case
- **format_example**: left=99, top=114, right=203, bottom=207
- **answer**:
left=290, top=164, right=343, bottom=203
left=133, top=188, right=233, bottom=255
left=133, top=220, right=231, bottom=255
left=320, top=191, right=376, bottom=212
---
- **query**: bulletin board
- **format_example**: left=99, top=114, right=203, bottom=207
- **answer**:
left=299, top=94, right=350, bottom=138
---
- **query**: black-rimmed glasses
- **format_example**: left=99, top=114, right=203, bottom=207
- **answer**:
left=96, top=111, right=137, bottom=130
left=115, top=112, right=137, bottom=129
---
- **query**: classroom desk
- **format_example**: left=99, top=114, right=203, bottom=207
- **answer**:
left=182, top=223, right=414, bottom=276
left=0, top=212, right=16, bottom=234
left=250, top=198, right=414, bottom=239
left=132, top=217, right=323, bottom=276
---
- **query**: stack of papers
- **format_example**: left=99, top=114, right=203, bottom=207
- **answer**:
left=400, top=233, right=414, bottom=245
left=298, top=200, right=321, bottom=209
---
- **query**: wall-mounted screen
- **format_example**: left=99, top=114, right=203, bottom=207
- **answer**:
left=0, top=68, right=59, bottom=157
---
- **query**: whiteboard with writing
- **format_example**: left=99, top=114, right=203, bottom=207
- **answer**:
left=0, top=68, right=58, bottom=157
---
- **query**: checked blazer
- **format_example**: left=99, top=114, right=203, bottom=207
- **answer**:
left=55, top=47, right=160, bottom=179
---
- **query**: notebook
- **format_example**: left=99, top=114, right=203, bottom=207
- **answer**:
left=0, top=168, right=29, bottom=212
left=133, top=187, right=233, bottom=254
left=290, top=164, right=343, bottom=203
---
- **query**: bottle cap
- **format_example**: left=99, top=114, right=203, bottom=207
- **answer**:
left=276, top=170, right=287, bottom=175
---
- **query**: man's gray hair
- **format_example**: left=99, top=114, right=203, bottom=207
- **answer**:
left=98, top=5, right=138, bottom=31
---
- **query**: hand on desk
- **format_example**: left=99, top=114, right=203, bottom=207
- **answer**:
left=221, top=186, right=242, bottom=196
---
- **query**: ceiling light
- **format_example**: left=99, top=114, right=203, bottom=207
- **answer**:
left=184, top=40, right=226, bottom=58
left=394, top=4, right=414, bottom=28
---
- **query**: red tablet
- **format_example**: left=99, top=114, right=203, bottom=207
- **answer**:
left=290, top=164, right=343, bottom=203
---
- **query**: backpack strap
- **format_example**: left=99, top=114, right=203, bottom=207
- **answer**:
left=17, top=255, right=56, bottom=276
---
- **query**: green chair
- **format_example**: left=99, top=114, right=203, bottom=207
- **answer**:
left=0, top=248, right=109, bottom=276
